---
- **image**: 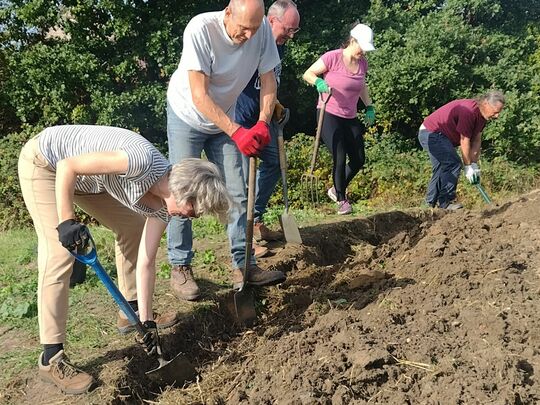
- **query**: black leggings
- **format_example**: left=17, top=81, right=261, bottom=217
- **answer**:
left=318, top=109, right=365, bottom=201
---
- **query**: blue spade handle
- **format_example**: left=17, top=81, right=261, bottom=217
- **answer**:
left=71, top=236, right=146, bottom=337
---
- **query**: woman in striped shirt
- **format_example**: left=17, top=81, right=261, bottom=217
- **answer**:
left=18, top=125, right=231, bottom=394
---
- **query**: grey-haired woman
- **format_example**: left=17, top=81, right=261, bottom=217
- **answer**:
left=18, top=125, right=232, bottom=394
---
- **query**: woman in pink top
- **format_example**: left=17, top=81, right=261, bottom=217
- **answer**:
left=303, top=23, right=376, bottom=215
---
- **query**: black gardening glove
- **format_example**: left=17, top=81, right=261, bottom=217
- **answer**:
left=56, top=219, right=90, bottom=251
left=137, top=320, right=161, bottom=356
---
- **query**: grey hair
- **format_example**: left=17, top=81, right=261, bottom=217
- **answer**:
left=169, top=158, right=232, bottom=224
left=268, top=0, right=297, bottom=18
left=477, top=90, right=505, bottom=106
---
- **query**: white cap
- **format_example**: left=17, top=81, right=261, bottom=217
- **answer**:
left=350, top=23, right=375, bottom=52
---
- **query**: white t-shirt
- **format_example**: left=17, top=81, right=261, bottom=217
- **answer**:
left=167, top=11, right=280, bottom=134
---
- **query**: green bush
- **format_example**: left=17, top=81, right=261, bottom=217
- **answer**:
left=0, top=126, right=40, bottom=230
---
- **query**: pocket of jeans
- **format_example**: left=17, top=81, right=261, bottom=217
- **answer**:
left=33, top=152, right=52, bottom=169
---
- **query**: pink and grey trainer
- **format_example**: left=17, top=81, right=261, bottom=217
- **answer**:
left=337, top=200, right=352, bottom=215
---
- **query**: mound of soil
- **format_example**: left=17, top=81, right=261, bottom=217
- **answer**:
left=174, top=190, right=540, bottom=404
left=3, top=191, right=539, bottom=404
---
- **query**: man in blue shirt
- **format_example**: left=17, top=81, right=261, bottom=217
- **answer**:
left=236, top=0, right=301, bottom=256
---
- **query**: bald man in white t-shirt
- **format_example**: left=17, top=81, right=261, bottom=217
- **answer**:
left=166, top=0, right=286, bottom=301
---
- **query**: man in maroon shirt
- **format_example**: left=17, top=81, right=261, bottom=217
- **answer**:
left=418, top=90, right=505, bottom=209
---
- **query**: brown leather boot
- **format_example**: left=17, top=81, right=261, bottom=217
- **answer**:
left=253, top=239, right=269, bottom=258
left=170, top=265, right=200, bottom=301
left=117, top=310, right=179, bottom=334
left=254, top=222, right=284, bottom=241
left=232, top=265, right=286, bottom=290
left=38, top=351, right=94, bottom=395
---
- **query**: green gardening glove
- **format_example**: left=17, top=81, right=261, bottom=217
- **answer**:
left=365, top=105, right=376, bottom=126
left=314, top=78, right=330, bottom=93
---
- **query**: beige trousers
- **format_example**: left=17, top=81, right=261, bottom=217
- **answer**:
left=18, top=137, right=145, bottom=344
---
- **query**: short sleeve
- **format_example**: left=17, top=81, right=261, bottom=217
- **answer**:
left=257, top=17, right=280, bottom=74
left=321, top=51, right=335, bottom=71
left=181, top=18, right=213, bottom=76
left=122, top=143, right=154, bottom=182
left=455, top=107, right=476, bottom=139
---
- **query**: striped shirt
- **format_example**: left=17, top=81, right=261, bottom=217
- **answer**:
left=38, top=125, right=171, bottom=222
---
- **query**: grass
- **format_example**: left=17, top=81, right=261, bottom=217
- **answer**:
left=192, top=215, right=225, bottom=239
left=0, top=226, right=120, bottom=385
left=0, top=229, right=39, bottom=325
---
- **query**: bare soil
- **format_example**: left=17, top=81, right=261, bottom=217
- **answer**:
left=2, top=190, right=540, bottom=404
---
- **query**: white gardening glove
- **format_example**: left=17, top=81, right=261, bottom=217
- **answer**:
left=464, top=163, right=480, bottom=184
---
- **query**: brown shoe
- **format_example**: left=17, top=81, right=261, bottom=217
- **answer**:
left=254, top=222, right=284, bottom=242
left=171, top=265, right=200, bottom=301
left=254, top=239, right=270, bottom=259
left=38, top=351, right=94, bottom=395
left=117, top=310, right=179, bottom=334
left=232, top=265, right=286, bottom=290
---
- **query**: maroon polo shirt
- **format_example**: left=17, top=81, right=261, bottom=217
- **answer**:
left=423, top=99, right=486, bottom=147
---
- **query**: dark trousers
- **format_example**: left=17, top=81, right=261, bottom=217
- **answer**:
left=318, top=109, right=365, bottom=201
left=418, top=128, right=461, bottom=208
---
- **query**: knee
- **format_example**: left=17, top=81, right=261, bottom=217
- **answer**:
left=450, top=159, right=461, bottom=174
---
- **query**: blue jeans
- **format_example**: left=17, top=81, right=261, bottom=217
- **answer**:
left=418, top=128, right=461, bottom=208
left=242, top=119, right=281, bottom=223
left=167, top=104, right=254, bottom=269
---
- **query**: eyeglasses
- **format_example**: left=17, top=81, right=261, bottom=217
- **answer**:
left=275, top=17, right=300, bottom=35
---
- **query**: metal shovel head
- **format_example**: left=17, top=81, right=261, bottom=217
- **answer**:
left=280, top=212, right=302, bottom=244
left=232, top=285, right=257, bottom=326
left=145, top=351, right=198, bottom=386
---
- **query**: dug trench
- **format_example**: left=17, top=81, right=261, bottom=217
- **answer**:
left=5, top=191, right=540, bottom=404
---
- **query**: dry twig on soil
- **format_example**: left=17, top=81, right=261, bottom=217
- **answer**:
left=391, top=355, right=435, bottom=372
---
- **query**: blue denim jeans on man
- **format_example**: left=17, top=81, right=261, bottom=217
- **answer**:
left=418, top=128, right=461, bottom=208
left=242, top=119, right=281, bottom=223
left=167, top=103, right=254, bottom=269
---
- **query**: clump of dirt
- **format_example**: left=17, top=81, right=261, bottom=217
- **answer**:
left=4, top=191, right=540, bottom=404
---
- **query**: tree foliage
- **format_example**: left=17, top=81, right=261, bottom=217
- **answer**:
left=0, top=0, right=539, bottom=227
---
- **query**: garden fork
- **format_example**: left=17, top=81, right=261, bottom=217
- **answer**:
left=301, top=90, right=332, bottom=205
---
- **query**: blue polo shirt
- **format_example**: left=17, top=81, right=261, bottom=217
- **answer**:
left=235, top=44, right=285, bottom=128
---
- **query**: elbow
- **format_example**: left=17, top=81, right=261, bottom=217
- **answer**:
left=302, top=71, right=310, bottom=83
left=191, top=91, right=206, bottom=112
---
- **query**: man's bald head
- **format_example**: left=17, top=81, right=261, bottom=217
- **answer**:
left=225, top=0, right=265, bottom=44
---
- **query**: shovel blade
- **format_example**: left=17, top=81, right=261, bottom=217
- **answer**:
left=145, top=352, right=197, bottom=387
left=280, top=212, right=302, bottom=244
left=231, top=288, right=256, bottom=326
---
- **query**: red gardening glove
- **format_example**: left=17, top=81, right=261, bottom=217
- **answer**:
left=231, top=126, right=262, bottom=157
left=250, top=120, right=271, bottom=147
